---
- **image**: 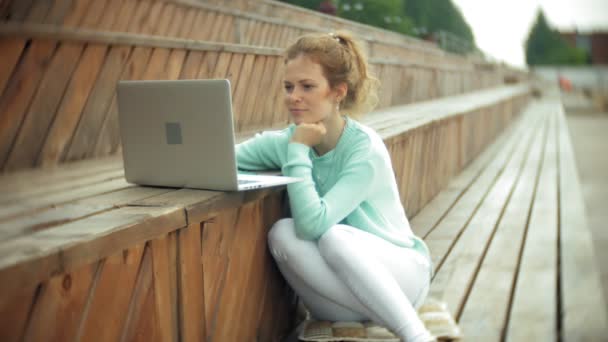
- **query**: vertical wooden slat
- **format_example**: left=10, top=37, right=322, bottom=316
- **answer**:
left=150, top=236, right=177, bottom=342
left=120, top=244, right=159, bottom=342
left=4, top=42, right=84, bottom=171
left=178, top=223, right=206, bottom=342
left=62, top=0, right=91, bottom=27
left=178, top=50, right=204, bottom=79
left=0, top=37, right=26, bottom=98
left=139, top=0, right=163, bottom=35
left=155, top=2, right=175, bottom=35
left=177, top=8, right=197, bottom=39
left=95, top=0, right=120, bottom=30
left=232, top=53, right=255, bottom=125
left=201, top=210, right=239, bottom=339
left=0, top=285, right=37, bottom=342
left=24, top=0, right=53, bottom=23
left=0, top=40, right=57, bottom=170
left=79, top=0, right=107, bottom=29
left=125, top=0, right=152, bottom=34
left=238, top=55, right=267, bottom=131
left=93, top=46, right=153, bottom=157
left=77, top=244, right=145, bottom=342
left=22, top=263, right=98, bottom=342
left=38, top=43, right=107, bottom=166
left=44, top=0, right=72, bottom=25
left=63, top=45, right=131, bottom=162
left=166, top=5, right=185, bottom=38
left=197, top=50, right=219, bottom=79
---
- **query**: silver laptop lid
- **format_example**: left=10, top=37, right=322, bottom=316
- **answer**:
left=116, top=79, right=240, bottom=191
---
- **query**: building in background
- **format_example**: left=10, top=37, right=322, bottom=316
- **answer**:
left=560, top=31, right=608, bottom=65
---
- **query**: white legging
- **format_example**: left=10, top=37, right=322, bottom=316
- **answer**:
left=268, top=218, right=432, bottom=342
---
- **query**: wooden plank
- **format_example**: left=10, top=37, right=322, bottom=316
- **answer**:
left=92, top=46, right=153, bottom=158
left=178, top=50, right=204, bottom=79
left=0, top=284, right=37, bottom=342
left=0, top=155, right=121, bottom=193
left=64, top=46, right=131, bottom=162
left=44, top=0, right=73, bottom=25
left=177, top=223, right=206, bottom=342
left=197, top=50, right=219, bottom=79
left=24, top=0, right=52, bottom=23
left=110, top=0, right=137, bottom=32
left=138, top=0, right=163, bottom=35
left=0, top=184, right=173, bottom=242
left=0, top=37, right=26, bottom=98
left=238, top=55, right=267, bottom=130
left=166, top=5, right=185, bottom=38
left=119, top=244, right=158, bottom=342
left=154, top=2, right=175, bottom=35
left=506, top=104, right=558, bottom=341
left=150, top=235, right=177, bottom=342
left=231, top=53, right=255, bottom=125
left=247, top=55, right=274, bottom=129
left=426, top=116, right=538, bottom=321
left=77, top=243, right=145, bottom=342
left=557, top=103, right=608, bottom=340
left=212, top=200, right=268, bottom=340
left=189, top=9, right=212, bottom=41
left=96, top=0, right=121, bottom=30
left=62, top=0, right=91, bottom=27
left=177, top=7, right=197, bottom=39
left=424, top=108, right=538, bottom=272
left=5, top=0, right=35, bottom=21
left=0, top=177, right=132, bottom=220
left=457, top=109, right=545, bottom=340
left=0, top=39, right=56, bottom=170
left=0, top=168, right=124, bottom=205
left=79, top=0, right=107, bottom=29
left=38, top=44, right=107, bottom=166
left=0, top=206, right=186, bottom=296
left=200, top=209, right=239, bottom=339
left=22, top=262, right=98, bottom=342
left=125, top=0, right=152, bottom=34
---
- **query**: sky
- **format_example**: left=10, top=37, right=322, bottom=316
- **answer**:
left=451, top=0, right=608, bottom=68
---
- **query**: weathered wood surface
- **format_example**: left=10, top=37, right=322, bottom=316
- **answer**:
left=0, top=84, right=529, bottom=341
left=0, top=0, right=510, bottom=76
left=0, top=23, right=527, bottom=172
left=411, top=97, right=608, bottom=341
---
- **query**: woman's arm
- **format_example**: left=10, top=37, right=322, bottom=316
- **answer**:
left=236, top=128, right=290, bottom=171
left=282, top=141, right=376, bottom=240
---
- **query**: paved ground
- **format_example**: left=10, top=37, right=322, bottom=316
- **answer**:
left=562, top=91, right=608, bottom=303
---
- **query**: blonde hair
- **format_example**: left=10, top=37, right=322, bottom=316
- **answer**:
left=284, top=30, right=380, bottom=117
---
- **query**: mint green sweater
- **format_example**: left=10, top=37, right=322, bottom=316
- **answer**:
left=236, top=116, right=431, bottom=260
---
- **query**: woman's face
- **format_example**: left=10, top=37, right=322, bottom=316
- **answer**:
left=283, top=54, right=340, bottom=125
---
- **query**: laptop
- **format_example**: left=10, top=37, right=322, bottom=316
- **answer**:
left=116, top=79, right=301, bottom=191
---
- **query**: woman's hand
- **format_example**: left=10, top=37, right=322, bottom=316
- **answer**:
left=291, top=121, right=327, bottom=147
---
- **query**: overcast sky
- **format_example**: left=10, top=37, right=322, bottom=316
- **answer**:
left=451, top=0, right=608, bottom=68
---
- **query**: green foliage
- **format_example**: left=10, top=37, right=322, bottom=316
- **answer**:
left=337, top=0, right=414, bottom=35
left=278, top=0, right=476, bottom=53
left=525, top=10, right=589, bottom=65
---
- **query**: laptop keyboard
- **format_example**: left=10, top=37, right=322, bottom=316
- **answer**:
left=238, top=179, right=258, bottom=185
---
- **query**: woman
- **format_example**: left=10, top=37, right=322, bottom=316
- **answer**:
left=236, top=31, right=434, bottom=342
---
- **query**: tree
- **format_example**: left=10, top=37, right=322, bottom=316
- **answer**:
left=525, top=10, right=588, bottom=65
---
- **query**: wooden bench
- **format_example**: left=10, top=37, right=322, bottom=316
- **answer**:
left=0, top=22, right=520, bottom=173
left=1, top=0, right=485, bottom=69
left=410, top=93, right=608, bottom=340
left=0, top=83, right=530, bottom=341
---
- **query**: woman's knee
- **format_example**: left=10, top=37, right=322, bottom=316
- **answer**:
left=318, top=225, right=354, bottom=262
left=268, top=218, right=296, bottom=260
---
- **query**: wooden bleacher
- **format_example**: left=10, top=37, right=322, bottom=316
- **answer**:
left=411, top=94, right=608, bottom=340
left=4, top=1, right=603, bottom=341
